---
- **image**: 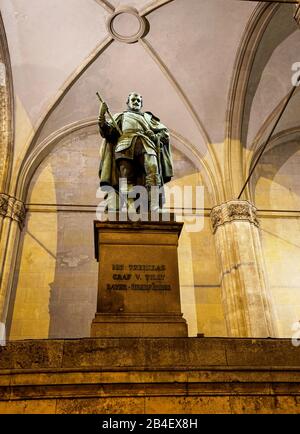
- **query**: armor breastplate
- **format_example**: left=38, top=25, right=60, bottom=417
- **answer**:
left=115, top=111, right=156, bottom=157
left=122, top=112, right=148, bottom=133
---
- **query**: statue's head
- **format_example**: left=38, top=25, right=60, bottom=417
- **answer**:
left=127, top=92, right=143, bottom=112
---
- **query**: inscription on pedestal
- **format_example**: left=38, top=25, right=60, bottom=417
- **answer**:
left=107, top=263, right=171, bottom=291
left=91, top=219, right=188, bottom=337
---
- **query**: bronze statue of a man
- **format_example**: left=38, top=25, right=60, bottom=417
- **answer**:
left=98, top=92, right=173, bottom=211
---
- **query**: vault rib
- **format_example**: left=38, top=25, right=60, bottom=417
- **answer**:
left=93, top=0, right=115, bottom=13
left=13, top=36, right=114, bottom=195
left=139, top=37, right=224, bottom=201
left=141, top=0, right=175, bottom=17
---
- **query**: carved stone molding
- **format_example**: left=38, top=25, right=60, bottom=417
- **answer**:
left=107, top=7, right=147, bottom=43
left=0, top=13, right=14, bottom=193
left=0, top=193, right=26, bottom=228
left=0, top=69, right=8, bottom=188
left=294, top=4, right=300, bottom=26
left=210, top=200, right=259, bottom=234
left=0, top=193, right=9, bottom=217
left=10, top=198, right=26, bottom=228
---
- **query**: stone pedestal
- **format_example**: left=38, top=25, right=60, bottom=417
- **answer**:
left=91, top=217, right=188, bottom=337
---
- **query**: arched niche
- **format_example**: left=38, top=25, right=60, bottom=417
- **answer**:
left=252, top=135, right=300, bottom=337
left=0, top=12, right=14, bottom=192
left=252, top=131, right=300, bottom=210
left=10, top=123, right=224, bottom=339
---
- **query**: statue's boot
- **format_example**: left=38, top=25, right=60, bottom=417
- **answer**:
left=145, top=174, right=161, bottom=213
left=120, top=182, right=136, bottom=213
left=127, top=184, right=137, bottom=213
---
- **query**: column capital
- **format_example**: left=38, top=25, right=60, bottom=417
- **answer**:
left=210, top=200, right=259, bottom=234
left=0, top=193, right=26, bottom=228
left=0, top=193, right=9, bottom=218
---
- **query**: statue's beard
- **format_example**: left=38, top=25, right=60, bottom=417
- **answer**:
left=128, top=105, right=141, bottom=112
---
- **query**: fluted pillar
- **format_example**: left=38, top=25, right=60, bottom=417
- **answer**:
left=0, top=194, right=26, bottom=342
left=211, top=200, right=278, bottom=338
left=0, top=193, right=9, bottom=237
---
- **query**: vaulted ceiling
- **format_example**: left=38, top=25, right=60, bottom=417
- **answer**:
left=1, top=0, right=299, bottom=201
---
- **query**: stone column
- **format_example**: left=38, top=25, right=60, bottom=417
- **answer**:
left=210, top=200, right=278, bottom=338
left=0, top=61, right=9, bottom=194
left=0, top=195, right=26, bottom=341
left=0, top=193, right=9, bottom=237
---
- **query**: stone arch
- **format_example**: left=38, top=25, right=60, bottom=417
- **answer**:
left=15, top=119, right=217, bottom=206
left=0, top=12, right=14, bottom=193
left=249, top=127, right=300, bottom=207
left=224, top=2, right=298, bottom=200
left=245, top=84, right=300, bottom=188
left=10, top=119, right=219, bottom=339
left=249, top=129, right=300, bottom=337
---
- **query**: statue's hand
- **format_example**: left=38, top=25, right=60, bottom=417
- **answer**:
left=145, top=129, right=156, bottom=142
left=99, top=102, right=108, bottom=117
left=98, top=102, right=108, bottom=126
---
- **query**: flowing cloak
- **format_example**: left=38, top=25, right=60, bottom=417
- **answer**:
left=98, top=111, right=173, bottom=190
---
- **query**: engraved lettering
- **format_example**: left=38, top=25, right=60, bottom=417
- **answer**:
left=112, top=264, right=124, bottom=270
left=108, top=264, right=169, bottom=290
left=145, top=274, right=165, bottom=281
left=128, top=264, right=166, bottom=272
left=107, top=284, right=128, bottom=290
left=112, top=273, right=131, bottom=280
left=131, top=283, right=171, bottom=291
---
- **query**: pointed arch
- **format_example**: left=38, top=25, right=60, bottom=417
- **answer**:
left=15, top=119, right=218, bottom=206
left=248, top=126, right=300, bottom=203
left=139, top=37, right=224, bottom=203
left=12, top=36, right=114, bottom=196
left=0, top=11, right=14, bottom=193
left=225, top=2, right=279, bottom=199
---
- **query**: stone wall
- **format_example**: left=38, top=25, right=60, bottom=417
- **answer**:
left=254, top=140, right=300, bottom=337
left=9, top=126, right=223, bottom=339
left=0, top=337, right=300, bottom=414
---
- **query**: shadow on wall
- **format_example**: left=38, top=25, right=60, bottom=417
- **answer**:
left=46, top=130, right=100, bottom=338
